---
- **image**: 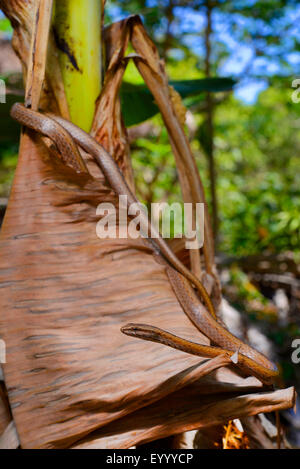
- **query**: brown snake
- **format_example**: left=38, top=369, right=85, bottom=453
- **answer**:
left=11, top=102, right=279, bottom=385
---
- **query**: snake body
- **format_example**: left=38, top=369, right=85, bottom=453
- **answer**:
left=120, top=323, right=276, bottom=383
left=11, top=102, right=279, bottom=385
left=13, top=105, right=88, bottom=174
left=11, top=103, right=217, bottom=320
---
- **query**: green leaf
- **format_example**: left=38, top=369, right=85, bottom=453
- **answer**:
left=121, top=77, right=236, bottom=127
left=0, top=94, right=22, bottom=143
left=120, top=82, right=158, bottom=127
left=0, top=17, right=13, bottom=34
left=169, top=77, right=236, bottom=97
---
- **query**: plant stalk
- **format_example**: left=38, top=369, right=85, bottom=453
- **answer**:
left=53, top=0, right=102, bottom=131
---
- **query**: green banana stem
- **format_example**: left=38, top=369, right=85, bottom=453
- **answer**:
left=53, top=0, right=102, bottom=132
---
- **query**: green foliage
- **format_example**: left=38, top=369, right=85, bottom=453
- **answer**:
left=132, top=122, right=181, bottom=205
left=0, top=16, right=12, bottom=34
left=224, top=265, right=278, bottom=322
left=0, top=141, right=18, bottom=197
left=129, top=79, right=300, bottom=257
left=121, top=77, right=236, bottom=126
left=0, top=93, right=20, bottom=197
left=216, top=85, right=300, bottom=256
left=121, top=83, right=158, bottom=127
left=0, top=94, right=22, bottom=144
left=219, top=173, right=300, bottom=256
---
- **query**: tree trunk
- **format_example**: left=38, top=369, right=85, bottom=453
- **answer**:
left=204, top=0, right=218, bottom=240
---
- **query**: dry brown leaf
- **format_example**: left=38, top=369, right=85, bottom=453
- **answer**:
left=91, top=19, right=135, bottom=189
left=72, top=386, right=295, bottom=449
